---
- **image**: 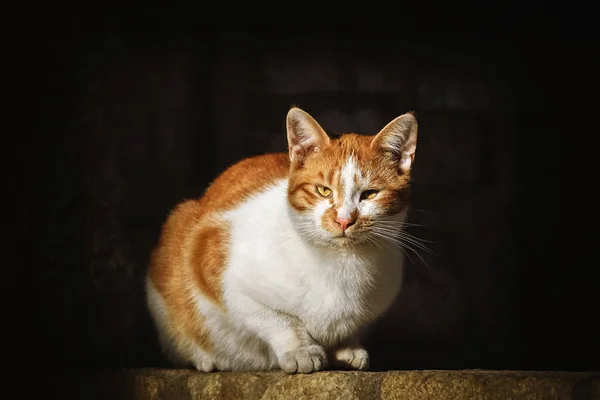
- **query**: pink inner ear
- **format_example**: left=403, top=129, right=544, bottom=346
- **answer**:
left=291, top=146, right=306, bottom=163
left=291, top=140, right=325, bottom=164
left=400, top=154, right=412, bottom=172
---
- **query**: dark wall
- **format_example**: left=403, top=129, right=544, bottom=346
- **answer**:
left=16, top=22, right=599, bottom=372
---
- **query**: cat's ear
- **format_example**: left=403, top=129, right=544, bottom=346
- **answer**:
left=286, top=107, right=330, bottom=164
left=371, top=112, right=418, bottom=173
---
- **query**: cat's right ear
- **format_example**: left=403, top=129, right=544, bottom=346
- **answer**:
left=371, top=112, right=418, bottom=173
left=286, top=107, right=330, bottom=165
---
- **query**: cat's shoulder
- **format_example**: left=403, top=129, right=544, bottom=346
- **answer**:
left=211, top=152, right=290, bottom=188
left=198, top=152, right=290, bottom=212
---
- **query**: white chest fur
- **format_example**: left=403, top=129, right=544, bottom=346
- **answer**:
left=221, top=180, right=404, bottom=348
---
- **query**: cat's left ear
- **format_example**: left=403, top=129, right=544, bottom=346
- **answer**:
left=371, top=112, right=418, bottom=173
left=286, top=107, right=331, bottom=165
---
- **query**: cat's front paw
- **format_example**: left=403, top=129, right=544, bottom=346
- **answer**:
left=279, top=345, right=328, bottom=374
left=333, top=347, right=369, bottom=370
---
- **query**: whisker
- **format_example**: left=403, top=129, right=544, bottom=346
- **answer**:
left=364, top=235, right=384, bottom=250
left=370, top=230, right=432, bottom=268
left=370, top=232, right=415, bottom=264
left=387, top=237, right=429, bottom=268
left=397, top=231, right=436, bottom=248
left=375, top=220, right=426, bottom=228
left=371, top=226, right=435, bottom=251
left=397, top=234, right=435, bottom=254
left=380, top=232, right=434, bottom=255
left=395, top=228, right=434, bottom=240
left=400, top=241, right=430, bottom=268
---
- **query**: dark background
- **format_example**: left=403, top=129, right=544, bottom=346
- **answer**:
left=11, top=15, right=599, bottom=374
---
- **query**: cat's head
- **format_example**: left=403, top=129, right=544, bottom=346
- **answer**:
left=286, top=107, right=418, bottom=249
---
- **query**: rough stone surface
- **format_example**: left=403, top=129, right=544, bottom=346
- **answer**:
left=69, top=369, right=599, bottom=400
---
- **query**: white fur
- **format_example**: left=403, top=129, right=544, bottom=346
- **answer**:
left=146, top=279, right=182, bottom=364
left=223, top=178, right=404, bottom=371
left=339, top=156, right=381, bottom=217
left=337, top=156, right=362, bottom=219
left=147, top=164, right=406, bottom=372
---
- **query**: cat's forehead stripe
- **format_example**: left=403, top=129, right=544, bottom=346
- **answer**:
left=340, top=155, right=362, bottom=194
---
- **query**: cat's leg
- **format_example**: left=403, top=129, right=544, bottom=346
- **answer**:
left=276, top=334, right=328, bottom=374
left=190, top=346, right=217, bottom=372
left=331, top=338, right=370, bottom=371
left=234, top=298, right=327, bottom=374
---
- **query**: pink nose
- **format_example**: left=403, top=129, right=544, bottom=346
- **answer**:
left=335, top=217, right=355, bottom=231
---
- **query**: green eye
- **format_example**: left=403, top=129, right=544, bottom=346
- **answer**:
left=360, top=189, right=379, bottom=201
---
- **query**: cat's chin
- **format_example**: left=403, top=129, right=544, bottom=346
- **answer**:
left=317, top=234, right=371, bottom=250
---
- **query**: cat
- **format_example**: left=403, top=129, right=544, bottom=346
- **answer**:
left=145, top=107, right=418, bottom=374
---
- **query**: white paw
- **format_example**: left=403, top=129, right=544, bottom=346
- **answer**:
left=334, top=347, right=369, bottom=370
left=279, top=345, right=328, bottom=374
left=192, top=354, right=216, bottom=372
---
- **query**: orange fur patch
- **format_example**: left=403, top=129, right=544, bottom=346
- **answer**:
left=148, top=200, right=215, bottom=352
left=197, top=153, right=290, bottom=215
left=147, top=153, right=292, bottom=354
left=190, top=225, right=230, bottom=304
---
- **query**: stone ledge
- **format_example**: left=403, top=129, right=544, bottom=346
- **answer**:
left=72, top=369, right=599, bottom=400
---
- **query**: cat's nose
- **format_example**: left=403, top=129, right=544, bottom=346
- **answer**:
left=335, top=217, right=356, bottom=231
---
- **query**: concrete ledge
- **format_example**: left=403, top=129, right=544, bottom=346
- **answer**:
left=73, top=369, right=599, bottom=400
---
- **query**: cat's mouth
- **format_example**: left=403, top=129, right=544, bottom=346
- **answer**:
left=331, top=224, right=363, bottom=241
left=330, top=235, right=354, bottom=247
left=333, top=229, right=352, bottom=239
left=329, top=233, right=375, bottom=249
left=332, top=230, right=358, bottom=243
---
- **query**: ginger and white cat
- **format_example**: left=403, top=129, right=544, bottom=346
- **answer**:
left=146, top=107, right=418, bottom=374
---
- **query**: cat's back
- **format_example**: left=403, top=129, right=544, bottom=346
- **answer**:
left=157, top=152, right=290, bottom=230
left=197, top=152, right=290, bottom=215
left=148, top=152, right=290, bottom=295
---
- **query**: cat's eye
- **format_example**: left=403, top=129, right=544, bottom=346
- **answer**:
left=316, top=185, right=332, bottom=198
left=360, top=189, right=379, bottom=201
